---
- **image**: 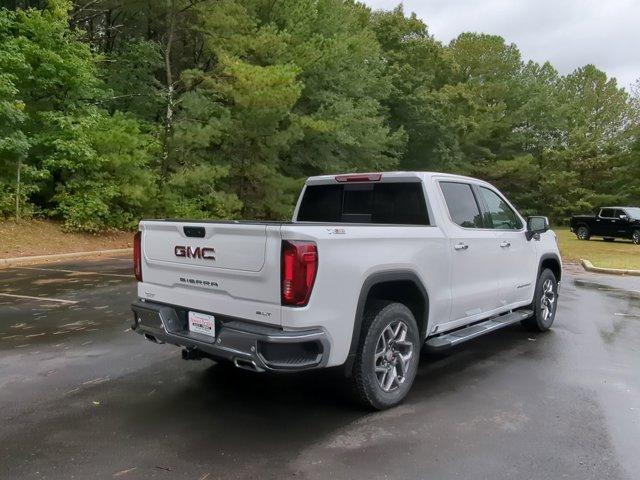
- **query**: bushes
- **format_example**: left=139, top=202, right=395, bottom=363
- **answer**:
left=45, top=110, right=160, bottom=232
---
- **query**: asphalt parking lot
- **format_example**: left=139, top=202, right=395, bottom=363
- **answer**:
left=0, top=257, right=639, bottom=480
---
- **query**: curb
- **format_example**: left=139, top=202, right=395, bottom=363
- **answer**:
left=0, top=248, right=132, bottom=268
left=580, top=259, right=640, bottom=277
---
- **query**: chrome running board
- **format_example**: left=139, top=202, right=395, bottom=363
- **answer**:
left=424, top=309, right=533, bottom=352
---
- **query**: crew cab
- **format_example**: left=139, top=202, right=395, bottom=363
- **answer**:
left=131, top=172, right=562, bottom=409
left=570, top=207, right=640, bottom=244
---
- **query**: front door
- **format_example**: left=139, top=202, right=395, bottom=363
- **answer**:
left=475, top=186, right=538, bottom=306
left=439, top=181, right=501, bottom=323
left=613, top=209, right=631, bottom=237
left=594, top=208, right=616, bottom=236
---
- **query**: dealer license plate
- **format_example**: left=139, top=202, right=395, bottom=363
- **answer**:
left=188, top=311, right=215, bottom=338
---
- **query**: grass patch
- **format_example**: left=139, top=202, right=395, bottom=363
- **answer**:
left=554, top=227, right=640, bottom=270
left=0, top=220, right=132, bottom=259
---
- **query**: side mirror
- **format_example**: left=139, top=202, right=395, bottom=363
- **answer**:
left=526, top=216, right=549, bottom=240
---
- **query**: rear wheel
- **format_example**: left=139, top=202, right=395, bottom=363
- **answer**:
left=350, top=301, right=420, bottom=410
left=633, top=230, right=640, bottom=245
left=522, top=269, right=558, bottom=332
left=576, top=226, right=590, bottom=240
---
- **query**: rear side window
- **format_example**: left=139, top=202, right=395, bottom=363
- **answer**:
left=297, top=182, right=429, bottom=225
left=600, top=208, right=615, bottom=218
left=440, top=182, right=483, bottom=228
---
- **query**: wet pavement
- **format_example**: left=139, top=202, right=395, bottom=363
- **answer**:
left=0, top=258, right=638, bottom=479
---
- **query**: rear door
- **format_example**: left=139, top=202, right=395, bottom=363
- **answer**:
left=439, top=181, right=501, bottom=323
left=475, top=185, right=537, bottom=307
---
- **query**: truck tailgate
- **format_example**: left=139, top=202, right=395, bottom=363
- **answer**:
left=138, top=221, right=283, bottom=325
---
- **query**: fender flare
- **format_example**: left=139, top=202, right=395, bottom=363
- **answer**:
left=573, top=222, right=590, bottom=230
left=343, top=270, right=429, bottom=376
left=538, top=253, right=562, bottom=282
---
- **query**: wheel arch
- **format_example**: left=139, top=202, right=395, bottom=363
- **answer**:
left=344, top=270, right=429, bottom=376
left=539, top=253, right=562, bottom=282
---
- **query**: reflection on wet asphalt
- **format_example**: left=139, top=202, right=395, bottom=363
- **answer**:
left=0, top=258, right=639, bottom=479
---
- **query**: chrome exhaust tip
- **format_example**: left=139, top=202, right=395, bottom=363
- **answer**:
left=143, top=333, right=164, bottom=344
left=233, top=357, right=264, bottom=373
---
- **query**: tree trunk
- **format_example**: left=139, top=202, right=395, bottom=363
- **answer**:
left=160, top=0, right=176, bottom=180
left=15, top=157, right=21, bottom=220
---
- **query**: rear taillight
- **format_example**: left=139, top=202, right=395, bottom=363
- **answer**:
left=281, top=241, right=318, bottom=306
left=133, top=231, right=142, bottom=281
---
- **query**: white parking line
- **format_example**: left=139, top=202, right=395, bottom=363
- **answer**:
left=0, top=293, right=78, bottom=305
left=15, top=266, right=130, bottom=278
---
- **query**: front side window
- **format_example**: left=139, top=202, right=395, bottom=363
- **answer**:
left=440, top=182, right=483, bottom=228
left=478, top=187, right=523, bottom=230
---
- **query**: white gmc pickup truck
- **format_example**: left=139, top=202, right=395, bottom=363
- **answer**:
left=131, top=172, right=561, bottom=409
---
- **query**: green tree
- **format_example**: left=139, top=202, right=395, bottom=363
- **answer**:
left=0, top=0, right=100, bottom=218
left=161, top=0, right=405, bottom=219
left=0, top=0, right=159, bottom=230
left=370, top=6, right=456, bottom=171
left=41, top=109, right=159, bottom=231
left=1, top=0, right=638, bottom=230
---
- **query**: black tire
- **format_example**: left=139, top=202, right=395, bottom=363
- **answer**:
left=349, top=301, right=420, bottom=410
left=633, top=230, right=640, bottom=245
left=576, top=225, right=590, bottom=240
left=603, top=237, right=615, bottom=242
left=522, top=269, right=558, bottom=332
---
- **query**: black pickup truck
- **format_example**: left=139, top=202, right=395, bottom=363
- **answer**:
left=570, top=207, right=640, bottom=244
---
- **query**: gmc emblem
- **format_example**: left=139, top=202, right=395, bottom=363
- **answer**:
left=175, top=246, right=216, bottom=260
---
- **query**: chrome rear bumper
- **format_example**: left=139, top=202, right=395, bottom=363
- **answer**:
left=131, top=300, right=329, bottom=372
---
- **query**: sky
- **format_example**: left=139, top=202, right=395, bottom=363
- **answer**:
left=363, top=0, right=639, bottom=91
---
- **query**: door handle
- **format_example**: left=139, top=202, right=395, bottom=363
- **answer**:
left=454, top=243, right=469, bottom=251
left=500, top=241, right=511, bottom=248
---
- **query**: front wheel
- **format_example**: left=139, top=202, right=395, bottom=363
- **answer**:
left=633, top=229, right=640, bottom=245
left=350, top=301, right=420, bottom=410
left=576, top=226, right=590, bottom=240
left=522, top=269, right=558, bottom=332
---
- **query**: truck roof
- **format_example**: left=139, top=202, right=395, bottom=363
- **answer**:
left=600, top=206, right=633, bottom=209
left=305, top=171, right=486, bottom=185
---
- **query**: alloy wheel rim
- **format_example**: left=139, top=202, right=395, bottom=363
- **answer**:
left=374, top=320, right=413, bottom=392
left=578, top=227, right=588, bottom=239
left=541, top=279, right=556, bottom=322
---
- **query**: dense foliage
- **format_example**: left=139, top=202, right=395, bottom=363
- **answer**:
left=1, top=0, right=638, bottom=231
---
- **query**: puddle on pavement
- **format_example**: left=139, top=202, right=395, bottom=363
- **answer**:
left=574, top=279, right=640, bottom=344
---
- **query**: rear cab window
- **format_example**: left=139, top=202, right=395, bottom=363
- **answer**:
left=296, top=182, right=429, bottom=225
